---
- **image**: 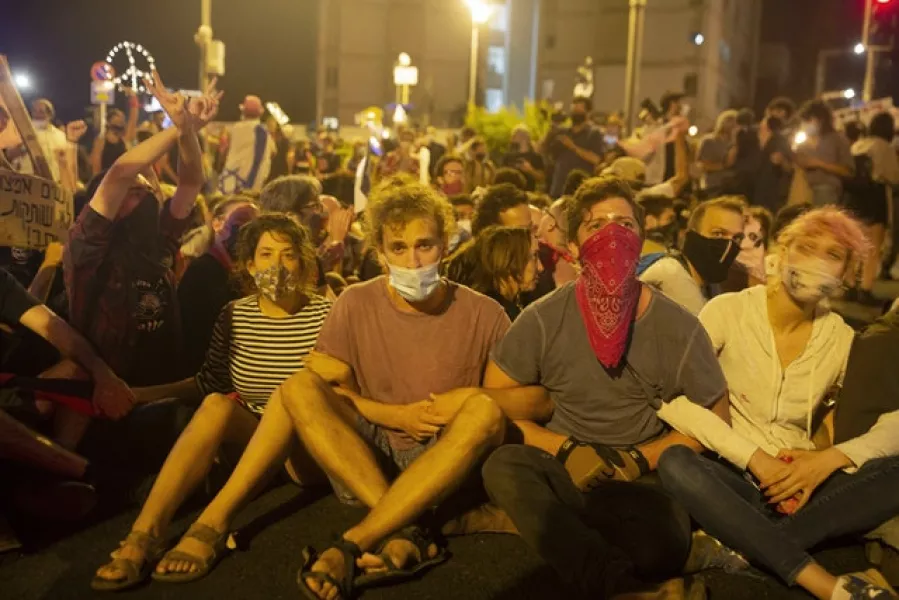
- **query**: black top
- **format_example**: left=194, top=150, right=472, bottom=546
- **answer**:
left=177, top=253, right=241, bottom=377
left=485, top=288, right=522, bottom=322
left=102, top=138, right=127, bottom=171
left=0, top=268, right=39, bottom=326
left=502, top=150, right=546, bottom=192
left=834, top=310, right=899, bottom=444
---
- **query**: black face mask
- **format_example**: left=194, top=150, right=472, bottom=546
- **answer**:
left=305, top=212, right=325, bottom=245
left=474, top=152, right=487, bottom=162
left=120, top=194, right=161, bottom=256
left=571, top=113, right=588, bottom=126
left=646, top=221, right=679, bottom=248
left=682, top=230, right=740, bottom=284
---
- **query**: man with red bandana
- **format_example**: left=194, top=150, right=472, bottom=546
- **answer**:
left=480, top=176, right=732, bottom=598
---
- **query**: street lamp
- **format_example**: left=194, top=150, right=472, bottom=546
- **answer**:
left=854, top=42, right=866, bottom=55
left=624, top=0, right=648, bottom=134
left=465, top=0, right=493, bottom=107
left=13, top=72, right=31, bottom=91
left=393, top=52, right=418, bottom=106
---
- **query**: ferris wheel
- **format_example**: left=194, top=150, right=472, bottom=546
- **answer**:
left=104, top=41, right=156, bottom=93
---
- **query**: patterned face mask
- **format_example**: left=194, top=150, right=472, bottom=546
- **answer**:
left=253, top=264, right=300, bottom=302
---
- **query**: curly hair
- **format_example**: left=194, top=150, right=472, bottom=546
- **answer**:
left=234, top=213, right=318, bottom=295
left=467, top=226, right=533, bottom=295
left=777, top=206, right=870, bottom=266
left=258, top=175, right=322, bottom=216
left=565, top=176, right=644, bottom=242
left=472, top=183, right=529, bottom=236
left=365, top=179, right=456, bottom=248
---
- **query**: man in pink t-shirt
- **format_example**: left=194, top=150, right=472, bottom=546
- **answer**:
left=277, top=182, right=522, bottom=599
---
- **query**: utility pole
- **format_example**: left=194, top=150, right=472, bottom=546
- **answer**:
left=197, top=0, right=212, bottom=93
left=862, top=0, right=876, bottom=101
left=624, top=0, right=647, bottom=134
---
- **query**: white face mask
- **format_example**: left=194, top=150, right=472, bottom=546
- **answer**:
left=782, top=258, right=842, bottom=304
left=388, top=263, right=442, bottom=302
left=32, top=119, right=48, bottom=130
left=457, top=219, right=472, bottom=235
left=803, top=122, right=819, bottom=137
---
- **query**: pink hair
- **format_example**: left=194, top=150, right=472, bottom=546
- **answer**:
left=777, top=206, right=871, bottom=262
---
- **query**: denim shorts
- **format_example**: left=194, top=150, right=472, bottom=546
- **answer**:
left=330, top=415, right=438, bottom=505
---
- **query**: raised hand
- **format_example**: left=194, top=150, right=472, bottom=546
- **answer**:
left=186, top=76, right=223, bottom=130
left=65, top=120, right=88, bottom=143
left=143, top=70, right=189, bottom=130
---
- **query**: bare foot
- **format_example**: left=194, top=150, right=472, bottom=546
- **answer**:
left=154, top=533, right=218, bottom=576
left=305, top=547, right=350, bottom=600
left=357, top=538, right=439, bottom=577
left=95, top=534, right=152, bottom=583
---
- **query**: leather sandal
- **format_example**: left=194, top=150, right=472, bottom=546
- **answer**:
left=354, top=525, right=449, bottom=590
left=91, top=530, right=165, bottom=592
left=297, top=536, right=362, bottom=600
left=151, top=522, right=229, bottom=584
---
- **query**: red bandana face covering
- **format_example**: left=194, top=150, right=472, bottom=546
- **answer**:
left=575, top=223, right=643, bottom=369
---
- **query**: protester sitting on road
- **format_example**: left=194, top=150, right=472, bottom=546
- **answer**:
left=493, top=167, right=528, bottom=191
left=62, top=73, right=221, bottom=447
left=638, top=196, right=745, bottom=315
left=656, top=207, right=899, bottom=600
left=449, top=225, right=542, bottom=321
left=482, top=176, right=733, bottom=598
left=276, top=181, right=518, bottom=600
left=178, top=196, right=259, bottom=375
left=534, top=196, right=579, bottom=289
left=92, top=214, right=331, bottom=591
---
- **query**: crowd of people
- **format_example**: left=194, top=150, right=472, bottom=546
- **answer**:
left=3, top=70, right=899, bottom=600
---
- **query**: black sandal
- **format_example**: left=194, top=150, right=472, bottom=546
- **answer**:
left=354, top=525, right=449, bottom=590
left=297, top=536, right=362, bottom=600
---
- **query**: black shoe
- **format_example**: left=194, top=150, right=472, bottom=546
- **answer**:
left=844, top=288, right=859, bottom=302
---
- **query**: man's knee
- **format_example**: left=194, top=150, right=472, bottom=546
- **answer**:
left=456, top=393, right=505, bottom=444
left=482, top=445, right=548, bottom=500
left=656, top=444, right=698, bottom=484
left=279, top=369, right=331, bottom=422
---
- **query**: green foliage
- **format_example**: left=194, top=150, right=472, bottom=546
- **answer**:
left=464, top=100, right=554, bottom=157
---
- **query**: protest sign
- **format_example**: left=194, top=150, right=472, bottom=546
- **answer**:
left=0, top=55, right=51, bottom=180
left=0, top=171, right=73, bottom=249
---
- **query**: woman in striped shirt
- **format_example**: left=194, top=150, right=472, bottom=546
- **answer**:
left=93, top=214, right=331, bottom=591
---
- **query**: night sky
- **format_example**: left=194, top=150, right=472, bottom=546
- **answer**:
left=0, top=0, right=319, bottom=124
left=0, top=0, right=895, bottom=127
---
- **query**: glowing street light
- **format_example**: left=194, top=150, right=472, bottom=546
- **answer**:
left=688, top=125, right=699, bottom=137
left=843, top=88, right=856, bottom=99
left=692, top=33, right=705, bottom=46
left=465, top=0, right=494, bottom=106
left=854, top=42, right=866, bottom=55
left=13, top=72, right=32, bottom=91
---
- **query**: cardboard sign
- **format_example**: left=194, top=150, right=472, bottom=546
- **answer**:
left=0, top=171, right=73, bottom=249
left=0, top=55, right=51, bottom=180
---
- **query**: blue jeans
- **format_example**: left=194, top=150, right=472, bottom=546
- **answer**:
left=483, top=445, right=691, bottom=598
left=658, top=445, right=899, bottom=584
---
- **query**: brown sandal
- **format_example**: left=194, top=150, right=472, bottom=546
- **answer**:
left=91, top=530, right=165, bottom=592
left=151, top=522, right=230, bottom=584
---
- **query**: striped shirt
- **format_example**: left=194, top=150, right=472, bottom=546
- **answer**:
left=196, top=294, right=332, bottom=414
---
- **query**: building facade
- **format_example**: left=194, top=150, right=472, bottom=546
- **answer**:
left=315, top=0, right=762, bottom=129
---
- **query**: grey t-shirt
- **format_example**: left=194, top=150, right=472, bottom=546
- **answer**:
left=549, top=125, right=606, bottom=197
left=798, top=131, right=853, bottom=193
left=698, top=135, right=734, bottom=191
left=491, top=283, right=727, bottom=446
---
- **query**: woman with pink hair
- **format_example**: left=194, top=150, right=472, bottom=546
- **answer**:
left=655, top=208, right=899, bottom=600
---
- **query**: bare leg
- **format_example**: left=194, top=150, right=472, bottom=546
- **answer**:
left=282, top=383, right=504, bottom=600
left=31, top=359, right=92, bottom=450
left=194, top=388, right=324, bottom=535
left=280, top=370, right=391, bottom=509
left=794, top=562, right=841, bottom=600
left=95, top=393, right=258, bottom=582
left=0, top=410, right=88, bottom=478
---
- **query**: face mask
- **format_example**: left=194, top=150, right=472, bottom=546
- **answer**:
left=32, top=119, right=48, bottom=130
left=736, top=239, right=766, bottom=282
left=781, top=258, right=842, bottom=304
left=120, top=193, right=161, bottom=254
left=388, top=263, right=442, bottom=302
left=646, top=221, right=679, bottom=248
left=682, top=230, right=741, bottom=284
left=474, top=152, right=487, bottom=161
left=457, top=219, right=472, bottom=235
left=571, top=113, right=587, bottom=126
left=253, top=264, right=301, bottom=302
left=803, top=122, right=819, bottom=137
left=575, top=223, right=642, bottom=369
left=442, top=180, right=464, bottom=196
